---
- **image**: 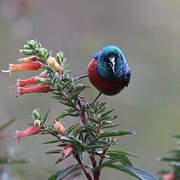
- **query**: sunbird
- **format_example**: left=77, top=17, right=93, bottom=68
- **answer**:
left=76, top=45, right=131, bottom=103
left=87, top=45, right=131, bottom=102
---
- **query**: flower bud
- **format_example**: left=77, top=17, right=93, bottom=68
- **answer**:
left=56, top=51, right=64, bottom=64
left=61, top=144, right=73, bottom=159
left=39, top=70, right=48, bottom=77
left=36, top=77, right=48, bottom=84
left=20, top=49, right=33, bottom=55
left=18, top=56, right=37, bottom=63
left=54, top=120, right=65, bottom=135
left=32, top=109, right=41, bottom=120
left=33, top=119, right=41, bottom=127
left=46, top=57, right=63, bottom=73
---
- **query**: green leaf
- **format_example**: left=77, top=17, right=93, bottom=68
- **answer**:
left=98, top=102, right=106, bottom=113
left=60, top=136, right=74, bottom=143
left=45, top=149, right=62, bottom=154
left=48, top=171, right=61, bottom=180
left=40, top=129, right=49, bottom=135
left=55, top=157, right=63, bottom=165
left=85, top=144, right=107, bottom=150
left=65, top=123, right=79, bottom=135
left=102, top=162, right=157, bottom=180
left=66, top=108, right=75, bottom=113
left=57, top=112, right=69, bottom=118
left=0, top=118, right=16, bottom=132
left=100, top=109, right=114, bottom=118
left=57, top=165, right=81, bottom=180
left=60, top=80, right=72, bottom=91
left=58, top=100, right=73, bottom=107
left=107, top=152, right=133, bottom=166
left=52, top=95, right=64, bottom=101
left=0, top=157, right=31, bottom=164
left=160, top=157, right=180, bottom=162
left=42, top=110, right=50, bottom=124
left=48, top=164, right=91, bottom=180
left=42, top=139, right=60, bottom=144
left=108, top=150, right=138, bottom=158
left=70, top=87, right=86, bottom=100
left=56, top=112, right=79, bottom=118
left=60, top=136, right=82, bottom=147
left=99, top=130, right=136, bottom=139
left=173, top=135, right=180, bottom=139
left=126, top=166, right=157, bottom=180
left=102, top=123, right=119, bottom=129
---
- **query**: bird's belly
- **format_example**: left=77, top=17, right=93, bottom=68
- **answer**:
left=88, top=59, right=125, bottom=95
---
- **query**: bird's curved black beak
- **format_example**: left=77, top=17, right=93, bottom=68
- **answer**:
left=108, top=57, right=116, bottom=74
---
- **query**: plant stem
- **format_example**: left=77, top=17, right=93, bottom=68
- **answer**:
left=95, top=144, right=111, bottom=180
left=74, top=153, right=92, bottom=180
left=90, top=154, right=100, bottom=180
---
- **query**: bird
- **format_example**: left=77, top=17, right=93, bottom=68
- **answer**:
left=87, top=45, right=131, bottom=103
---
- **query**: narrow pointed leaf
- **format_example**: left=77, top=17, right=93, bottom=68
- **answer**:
left=42, top=139, right=60, bottom=144
left=55, top=157, right=63, bottom=165
left=45, top=149, right=62, bottom=154
left=108, top=150, right=138, bottom=158
left=102, top=163, right=157, bottom=180
left=0, top=118, right=16, bottom=132
left=65, top=123, right=79, bottom=135
left=99, top=130, right=136, bottom=139
left=42, top=110, right=50, bottom=124
left=107, top=152, right=133, bottom=166
left=100, top=109, right=114, bottom=118
left=127, top=166, right=157, bottom=180
left=48, top=164, right=92, bottom=180
left=102, top=123, right=119, bottom=129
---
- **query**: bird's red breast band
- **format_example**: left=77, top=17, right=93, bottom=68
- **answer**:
left=88, top=58, right=125, bottom=95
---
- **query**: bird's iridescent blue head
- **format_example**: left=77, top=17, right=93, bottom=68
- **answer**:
left=95, top=45, right=131, bottom=86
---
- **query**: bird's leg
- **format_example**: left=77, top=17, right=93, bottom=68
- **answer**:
left=72, top=75, right=88, bottom=81
left=92, top=92, right=102, bottom=104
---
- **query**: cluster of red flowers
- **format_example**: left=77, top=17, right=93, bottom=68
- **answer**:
left=2, top=56, right=48, bottom=96
left=2, top=55, right=64, bottom=96
left=2, top=54, right=74, bottom=158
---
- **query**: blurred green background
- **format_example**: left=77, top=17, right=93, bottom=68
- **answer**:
left=0, top=0, right=180, bottom=179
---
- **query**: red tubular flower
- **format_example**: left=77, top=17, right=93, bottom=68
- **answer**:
left=16, top=126, right=40, bottom=140
left=61, top=144, right=74, bottom=159
left=163, top=172, right=174, bottom=180
left=18, top=56, right=37, bottom=63
left=46, top=57, right=63, bottom=73
left=17, top=76, right=48, bottom=87
left=17, top=77, right=37, bottom=87
left=17, top=85, right=51, bottom=96
left=2, top=61, right=42, bottom=74
left=54, top=120, right=65, bottom=135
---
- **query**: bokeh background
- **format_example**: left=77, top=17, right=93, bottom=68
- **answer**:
left=0, top=0, right=180, bottom=179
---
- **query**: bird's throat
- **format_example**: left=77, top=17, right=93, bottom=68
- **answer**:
left=97, top=64, right=119, bottom=82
